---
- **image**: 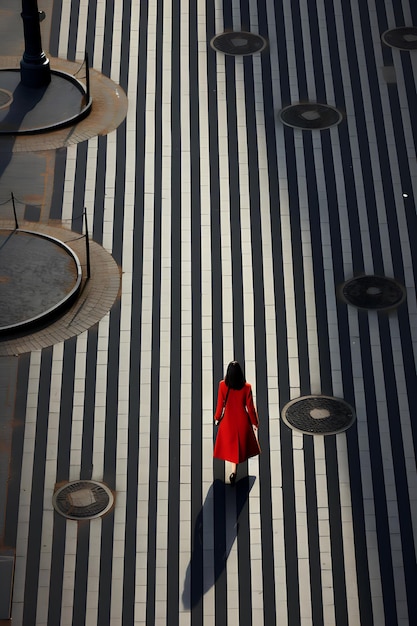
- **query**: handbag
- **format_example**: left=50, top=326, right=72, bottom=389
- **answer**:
left=253, top=424, right=260, bottom=446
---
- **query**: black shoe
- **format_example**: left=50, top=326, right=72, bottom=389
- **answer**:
left=229, top=473, right=236, bottom=486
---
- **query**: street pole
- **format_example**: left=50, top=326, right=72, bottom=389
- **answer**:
left=20, top=0, right=51, bottom=87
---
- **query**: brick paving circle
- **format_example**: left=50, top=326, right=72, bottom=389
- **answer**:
left=0, top=221, right=121, bottom=355
left=0, top=69, right=91, bottom=134
left=0, top=56, right=127, bottom=151
left=0, top=229, right=82, bottom=332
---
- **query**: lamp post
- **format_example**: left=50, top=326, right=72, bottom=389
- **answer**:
left=20, top=0, right=51, bottom=87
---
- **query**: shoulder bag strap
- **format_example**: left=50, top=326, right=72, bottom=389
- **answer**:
left=220, top=386, right=230, bottom=419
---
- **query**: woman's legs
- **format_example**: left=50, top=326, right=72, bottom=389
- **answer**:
left=229, top=462, right=237, bottom=485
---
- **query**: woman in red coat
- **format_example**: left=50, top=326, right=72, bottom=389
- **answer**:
left=213, top=361, right=260, bottom=485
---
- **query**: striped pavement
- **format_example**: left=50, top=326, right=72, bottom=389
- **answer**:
left=1, top=0, right=417, bottom=624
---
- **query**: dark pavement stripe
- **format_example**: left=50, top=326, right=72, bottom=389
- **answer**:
left=166, top=0, right=182, bottom=622
left=23, top=347, right=53, bottom=626
left=145, top=0, right=164, bottom=622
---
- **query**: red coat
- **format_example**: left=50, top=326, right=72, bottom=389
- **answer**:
left=213, top=380, right=260, bottom=464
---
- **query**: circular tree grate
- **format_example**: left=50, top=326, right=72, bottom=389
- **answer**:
left=282, top=395, right=355, bottom=435
left=279, top=103, right=343, bottom=129
left=0, top=89, right=13, bottom=110
left=53, top=480, right=114, bottom=520
left=381, top=27, right=417, bottom=50
left=0, top=229, right=82, bottom=335
left=340, top=275, right=406, bottom=310
left=210, top=31, right=267, bottom=55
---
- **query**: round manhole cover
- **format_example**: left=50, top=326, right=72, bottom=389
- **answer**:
left=210, top=31, right=267, bottom=55
left=279, top=103, right=343, bottom=129
left=0, top=89, right=13, bottom=110
left=340, top=275, right=406, bottom=310
left=52, top=480, right=114, bottom=520
left=382, top=27, right=417, bottom=50
left=282, top=395, right=355, bottom=435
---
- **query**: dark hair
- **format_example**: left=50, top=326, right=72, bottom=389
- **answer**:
left=225, top=361, right=246, bottom=390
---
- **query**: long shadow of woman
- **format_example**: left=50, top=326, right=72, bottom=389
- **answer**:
left=182, top=475, right=255, bottom=610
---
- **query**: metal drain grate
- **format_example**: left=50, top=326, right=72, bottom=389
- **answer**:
left=0, top=89, right=12, bottom=110
left=279, top=103, right=343, bottom=129
left=340, top=275, right=406, bottom=310
left=382, top=27, right=417, bottom=50
left=53, top=480, right=114, bottom=520
left=282, top=396, right=355, bottom=435
left=210, top=31, right=267, bottom=55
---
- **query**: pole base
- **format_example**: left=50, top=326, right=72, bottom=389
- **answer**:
left=20, top=55, right=51, bottom=88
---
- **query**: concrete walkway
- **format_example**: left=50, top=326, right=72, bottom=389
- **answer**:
left=1, top=1, right=417, bottom=625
